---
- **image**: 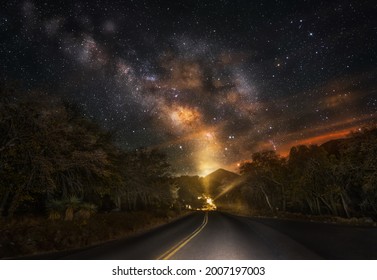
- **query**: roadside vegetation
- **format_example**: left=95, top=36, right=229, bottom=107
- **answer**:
left=0, top=210, right=181, bottom=258
left=217, top=127, right=377, bottom=225
left=0, top=85, right=180, bottom=217
left=0, top=85, right=185, bottom=258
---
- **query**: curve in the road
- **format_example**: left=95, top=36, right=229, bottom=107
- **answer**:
left=157, top=212, right=208, bottom=260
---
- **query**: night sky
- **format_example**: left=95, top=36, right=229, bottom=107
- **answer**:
left=1, top=0, right=377, bottom=175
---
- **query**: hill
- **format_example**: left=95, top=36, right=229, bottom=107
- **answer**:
left=203, top=168, right=239, bottom=183
left=201, top=168, right=240, bottom=199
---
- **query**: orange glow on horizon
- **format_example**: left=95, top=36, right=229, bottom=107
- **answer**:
left=294, top=130, right=351, bottom=146
left=229, top=126, right=362, bottom=169
left=278, top=126, right=361, bottom=156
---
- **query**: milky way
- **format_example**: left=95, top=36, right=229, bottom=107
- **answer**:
left=1, top=0, right=377, bottom=175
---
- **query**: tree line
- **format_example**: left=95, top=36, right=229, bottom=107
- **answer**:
left=1, top=85, right=376, bottom=220
left=222, top=127, right=377, bottom=219
left=0, top=85, right=175, bottom=219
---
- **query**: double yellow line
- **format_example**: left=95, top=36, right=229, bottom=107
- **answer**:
left=157, top=212, right=208, bottom=260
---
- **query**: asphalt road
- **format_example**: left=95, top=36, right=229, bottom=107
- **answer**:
left=28, top=211, right=377, bottom=260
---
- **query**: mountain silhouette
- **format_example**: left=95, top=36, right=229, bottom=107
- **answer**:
left=201, top=168, right=240, bottom=198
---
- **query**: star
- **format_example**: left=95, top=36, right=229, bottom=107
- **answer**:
left=1, top=0, right=375, bottom=175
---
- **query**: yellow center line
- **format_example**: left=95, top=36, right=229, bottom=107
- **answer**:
left=157, top=212, right=208, bottom=260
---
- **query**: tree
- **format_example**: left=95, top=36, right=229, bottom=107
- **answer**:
left=240, top=150, right=288, bottom=213
left=0, top=87, right=114, bottom=217
left=339, top=128, right=377, bottom=218
left=174, top=175, right=203, bottom=209
left=111, top=148, right=172, bottom=211
left=288, top=145, right=350, bottom=217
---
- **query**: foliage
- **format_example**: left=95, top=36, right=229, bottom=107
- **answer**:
left=173, top=175, right=204, bottom=209
left=240, top=151, right=288, bottom=213
left=46, top=199, right=65, bottom=221
left=238, top=127, right=377, bottom=220
left=0, top=85, right=174, bottom=218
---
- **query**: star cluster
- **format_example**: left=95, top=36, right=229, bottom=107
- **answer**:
left=1, top=0, right=377, bottom=175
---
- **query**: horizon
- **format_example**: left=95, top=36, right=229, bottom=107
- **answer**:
left=178, top=127, right=360, bottom=177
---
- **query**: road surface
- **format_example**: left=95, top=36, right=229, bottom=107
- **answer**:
left=25, top=211, right=377, bottom=259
